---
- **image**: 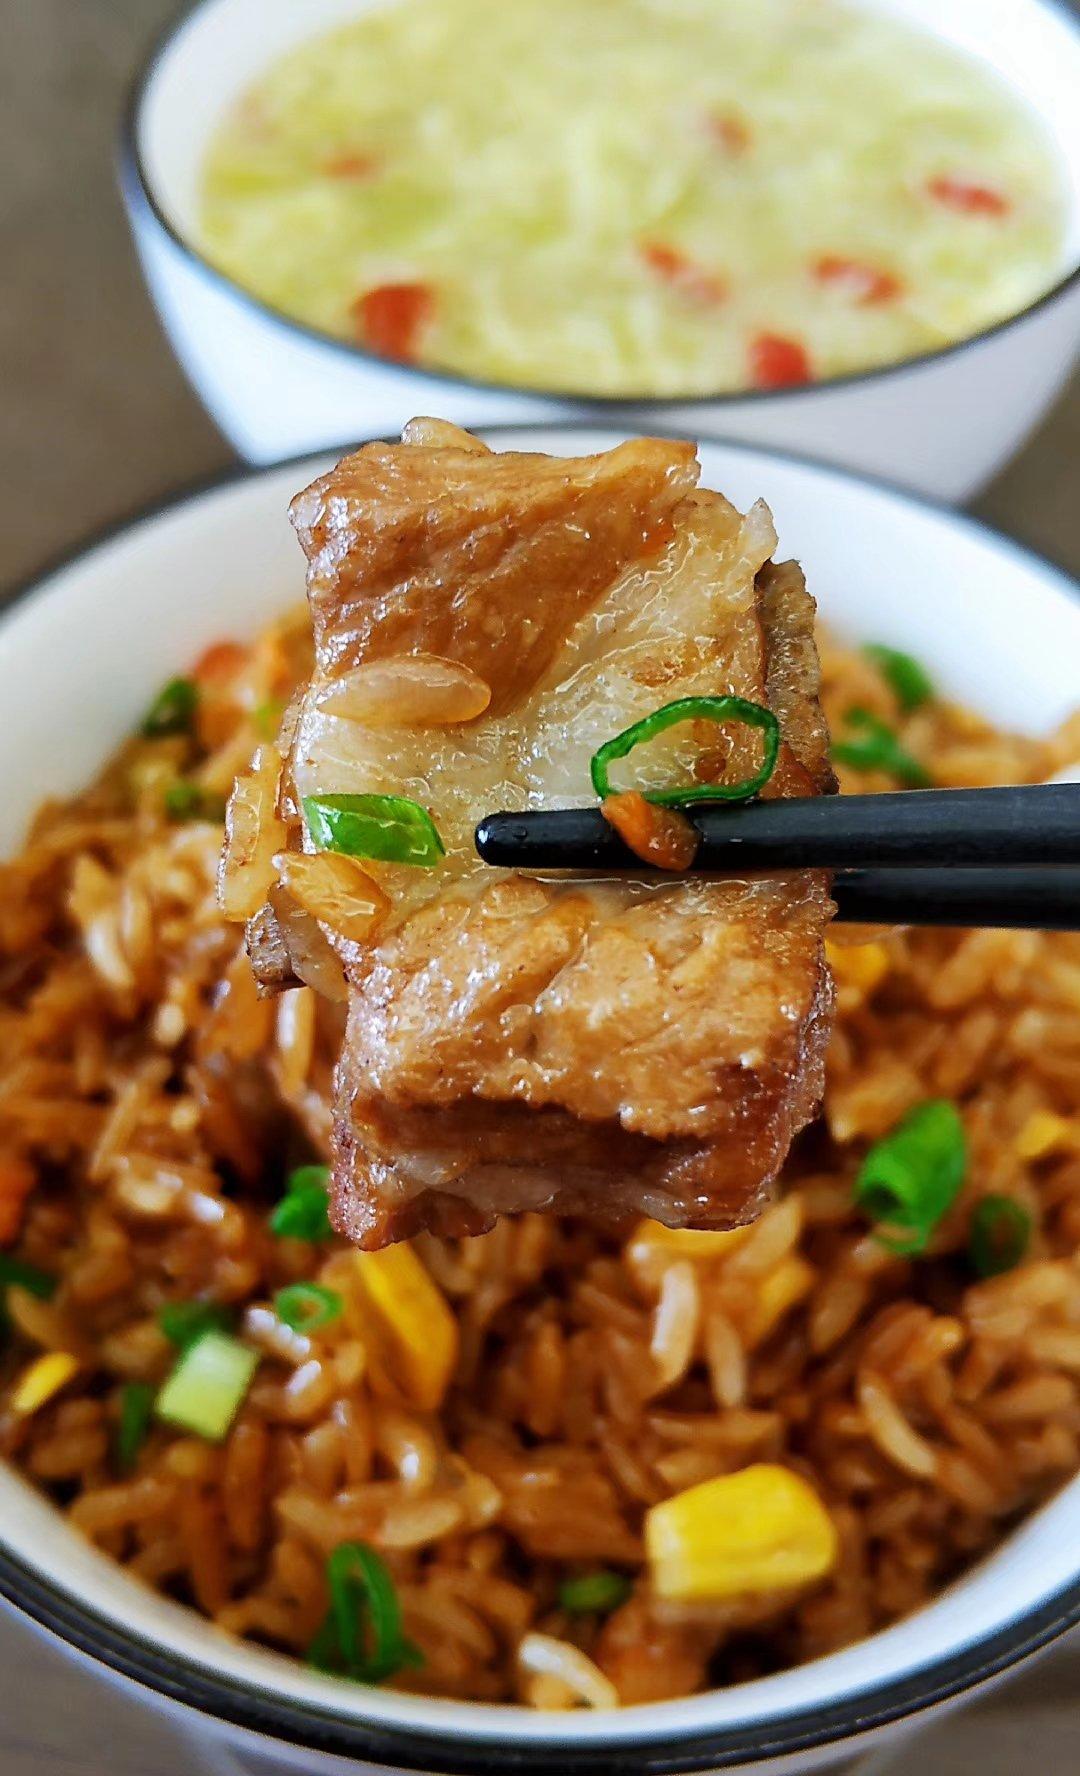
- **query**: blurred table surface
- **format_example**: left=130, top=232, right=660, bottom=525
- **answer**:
left=0, top=2, right=1078, bottom=1773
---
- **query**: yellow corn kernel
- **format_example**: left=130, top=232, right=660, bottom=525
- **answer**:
left=645, top=1463, right=838, bottom=1602
left=626, top=1218, right=747, bottom=1281
left=10, top=1351, right=79, bottom=1418
left=1015, top=1111, right=1076, bottom=1161
left=825, top=939, right=889, bottom=996
left=742, top=1254, right=816, bottom=1348
left=639, top=1220, right=749, bottom=1256
left=354, top=1243, right=458, bottom=1411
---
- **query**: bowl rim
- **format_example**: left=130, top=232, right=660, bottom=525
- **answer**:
left=3, top=1532, right=1080, bottom=1773
left=1, top=424, right=1080, bottom=1769
left=119, top=0, right=1080, bottom=413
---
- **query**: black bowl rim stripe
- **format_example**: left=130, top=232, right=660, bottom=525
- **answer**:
left=0, top=426, right=1078, bottom=1768
left=118, top=0, right=1080, bottom=413
left=3, top=1534, right=1080, bottom=1774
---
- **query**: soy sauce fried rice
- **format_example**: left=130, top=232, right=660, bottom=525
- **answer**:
left=1, top=616, right=1079, bottom=1707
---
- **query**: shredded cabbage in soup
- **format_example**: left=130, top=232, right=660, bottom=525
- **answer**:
left=200, top=0, right=1065, bottom=396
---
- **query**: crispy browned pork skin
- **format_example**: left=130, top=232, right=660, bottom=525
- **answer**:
left=224, top=421, right=836, bottom=1247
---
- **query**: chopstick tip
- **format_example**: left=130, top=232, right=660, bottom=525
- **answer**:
left=474, top=813, right=521, bottom=866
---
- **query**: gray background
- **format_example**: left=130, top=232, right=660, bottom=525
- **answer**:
left=0, top=2, right=1078, bottom=1771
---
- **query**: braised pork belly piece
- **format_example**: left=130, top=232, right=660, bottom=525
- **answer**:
left=221, top=422, right=836, bottom=1247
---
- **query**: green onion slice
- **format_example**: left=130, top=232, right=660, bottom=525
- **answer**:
left=116, top=1381, right=156, bottom=1473
left=969, top=1195, right=1032, bottom=1278
left=306, top=1613, right=343, bottom=1675
left=164, top=781, right=226, bottom=823
left=158, top=1300, right=235, bottom=1351
left=831, top=708, right=930, bottom=787
left=863, top=644, right=934, bottom=712
left=558, top=1570, right=632, bottom=1615
left=275, top=1282, right=342, bottom=1333
left=155, top=1330, right=258, bottom=1441
left=254, top=699, right=285, bottom=740
left=0, top=1254, right=57, bottom=1300
left=271, top=1165, right=334, bottom=1242
left=304, top=794, right=444, bottom=868
left=142, top=677, right=198, bottom=738
left=308, top=1542, right=424, bottom=1682
left=0, top=1254, right=56, bottom=1340
left=855, top=1100, right=967, bottom=1255
left=164, top=781, right=202, bottom=819
left=590, top=696, right=780, bottom=808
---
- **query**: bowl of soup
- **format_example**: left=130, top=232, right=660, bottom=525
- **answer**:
left=1, top=425, right=1080, bottom=1776
left=122, top=0, right=1080, bottom=493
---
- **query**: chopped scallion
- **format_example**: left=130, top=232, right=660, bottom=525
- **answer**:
left=308, top=1541, right=423, bottom=1682
left=969, top=1195, right=1032, bottom=1278
left=831, top=708, right=930, bottom=787
left=304, top=794, right=444, bottom=868
left=154, top=1330, right=258, bottom=1441
left=590, top=696, right=780, bottom=808
left=254, top=699, right=285, bottom=740
left=0, top=1254, right=56, bottom=1341
left=142, top=677, right=198, bottom=738
left=164, top=781, right=226, bottom=823
left=855, top=1100, right=966, bottom=1255
left=275, top=1282, right=342, bottom=1333
left=270, top=1165, right=333, bottom=1242
left=558, top=1570, right=632, bottom=1615
left=0, top=1255, right=56, bottom=1300
left=306, top=1613, right=342, bottom=1674
left=116, top=1381, right=155, bottom=1473
left=165, top=780, right=201, bottom=818
left=158, top=1300, right=235, bottom=1351
left=863, top=644, right=934, bottom=712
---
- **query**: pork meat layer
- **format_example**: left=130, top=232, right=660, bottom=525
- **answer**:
left=276, top=425, right=835, bottom=1246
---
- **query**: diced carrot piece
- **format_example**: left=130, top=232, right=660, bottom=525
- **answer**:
left=193, top=640, right=248, bottom=688
left=601, top=792, right=699, bottom=871
left=322, top=152, right=379, bottom=179
left=0, top=1158, right=35, bottom=1247
left=640, top=241, right=689, bottom=281
left=750, top=333, right=812, bottom=389
left=706, top=111, right=751, bottom=154
left=814, top=256, right=902, bottom=305
left=926, top=176, right=1009, bottom=217
left=353, top=283, right=434, bottom=362
left=639, top=241, right=726, bottom=304
left=192, top=640, right=252, bottom=749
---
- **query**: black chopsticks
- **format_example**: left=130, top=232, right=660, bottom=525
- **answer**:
left=475, top=784, right=1080, bottom=872
left=473, top=784, right=1080, bottom=931
left=830, top=868, right=1080, bottom=930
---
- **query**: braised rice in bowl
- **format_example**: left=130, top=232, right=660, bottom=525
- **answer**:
left=1, top=432, right=1080, bottom=1736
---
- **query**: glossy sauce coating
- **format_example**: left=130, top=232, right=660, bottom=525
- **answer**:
left=252, top=428, right=837, bottom=1247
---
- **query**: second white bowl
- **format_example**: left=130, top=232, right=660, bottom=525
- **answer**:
left=121, top=0, right=1080, bottom=499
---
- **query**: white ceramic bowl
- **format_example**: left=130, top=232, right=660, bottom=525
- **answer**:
left=120, top=0, right=1080, bottom=501
left=2, top=429, right=1079, bottom=1776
